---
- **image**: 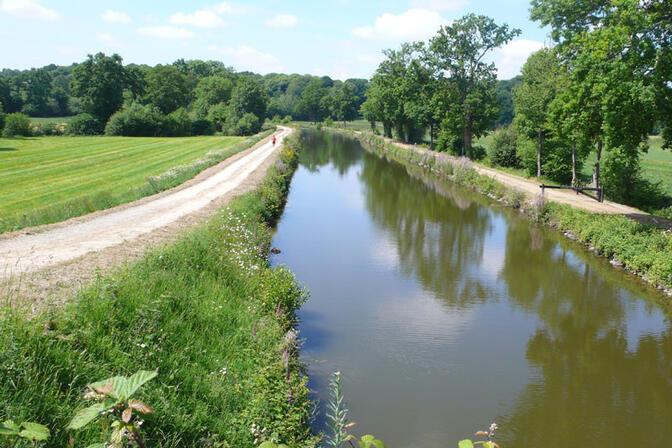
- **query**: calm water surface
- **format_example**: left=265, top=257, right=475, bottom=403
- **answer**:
left=271, top=130, right=672, bottom=448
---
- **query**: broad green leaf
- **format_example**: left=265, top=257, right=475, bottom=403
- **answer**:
left=125, top=370, right=158, bottom=398
left=258, top=442, right=277, bottom=448
left=67, top=402, right=109, bottom=430
left=459, top=440, right=475, bottom=448
left=370, top=440, right=386, bottom=448
left=0, top=420, right=20, bottom=436
left=89, top=376, right=129, bottom=401
left=121, top=407, right=132, bottom=423
left=361, top=435, right=375, bottom=443
left=86, top=444, right=105, bottom=448
left=19, top=422, right=50, bottom=441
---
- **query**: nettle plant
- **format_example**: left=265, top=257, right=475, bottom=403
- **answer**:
left=67, top=370, right=157, bottom=448
left=0, top=420, right=49, bottom=447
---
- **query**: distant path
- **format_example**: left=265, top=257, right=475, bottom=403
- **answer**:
left=356, top=131, right=671, bottom=229
left=0, top=126, right=292, bottom=281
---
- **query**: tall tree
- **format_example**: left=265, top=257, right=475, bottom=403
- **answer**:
left=513, top=48, right=561, bottom=177
left=332, top=81, right=359, bottom=128
left=429, top=14, right=520, bottom=156
left=295, top=79, right=329, bottom=123
left=145, top=65, right=188, bottom=114
left=70, top=53, right=136, bottom=123
left=228, top=77, right=268, bottom=131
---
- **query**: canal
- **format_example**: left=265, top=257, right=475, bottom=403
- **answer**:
left=271, top=130, right=672, bottom=448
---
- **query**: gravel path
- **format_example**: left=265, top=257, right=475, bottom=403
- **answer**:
left=1, top=127, right=292, bottom=283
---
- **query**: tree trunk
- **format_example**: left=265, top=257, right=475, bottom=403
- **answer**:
left=537, top=127, right=543, bottom=178
left=430, top=124, right=434, bottom=150
left=571, top=140, right=577, bottom=186
left=463, top=104, right=472, bottom=157
left=343, top=120, right=346, bottom=129
left=593, top=140, right=602, bottom=188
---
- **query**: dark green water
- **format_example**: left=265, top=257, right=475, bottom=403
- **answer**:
left=271, top=130, right=672, bottom=448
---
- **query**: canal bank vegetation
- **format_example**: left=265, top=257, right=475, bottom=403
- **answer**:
left=359, top=3, right=672, bottom=215
left=0, top=138, right=319, bottom=447
left=356, top=132, right=672, bottom=295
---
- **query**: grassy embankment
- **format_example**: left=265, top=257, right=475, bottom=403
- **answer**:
left=0, top=130, right=272, bottom=233
left=0, top=137, right=318, bottom=447
left=355, top=132, right=672, bottom=295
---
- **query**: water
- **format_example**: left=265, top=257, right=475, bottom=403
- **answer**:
left=271, top=130, right=672, bottom=448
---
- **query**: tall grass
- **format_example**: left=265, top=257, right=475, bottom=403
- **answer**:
left=0, top=130, right=272, bottom=233
left=0, top=139, right=318, bottom=447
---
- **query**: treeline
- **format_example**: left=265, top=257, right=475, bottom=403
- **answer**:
left=0, top=55, right=371, bottom=138
left=363, top=4, right=671, bottom=209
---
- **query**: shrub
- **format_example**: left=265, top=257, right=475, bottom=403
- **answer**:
left=161, top=107, right=192, bottom=137
left=2, top=113, right=32, bottom=137
left=0, top=102, right=5, bottom=132
left=67, top=113, right=103, bottom=135
left=487, top=126, right=520, bottom=167
left=281, top=115, right=292, bottom=124
left=32, top=121, right=65, bottom=136
left=272, top=114, right=282, bottom=123
left=191, top=118, right=215, bottom=136
left=105, top=103, right=164, bottom=137
left=231, top=112, right=261, bottom=136
left=324, top=116, right=334, bottom=127
left=207, top=102, right=229, bottom=132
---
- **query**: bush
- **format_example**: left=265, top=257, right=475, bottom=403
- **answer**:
left=67, top=113, right=103, bottom=135
left=191, top=118, right=215, bottom=136
left=487, top=126, right=520, bottom=167
left=2, top=113, right=32, bottom=137
left=324, top=116, right=334, bottom=127
left=207, top=102, right=229, bottom=132
left=105, top=103, right=164, bottom=137
left=271, top=114, right=282, bottom=123
left=281, top=115, right=292, bottom=124
left=0, top=102, right=5, bottom=132
left=32, top=121, right=66, bottom=136
left=161, top=107, right=192, bottom=137
left=231, top=112, right=261, bottom=136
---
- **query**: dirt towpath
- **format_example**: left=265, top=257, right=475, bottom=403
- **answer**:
left=362, top=132, right=671, bottom=229
left=1, top=127, right=292, bottom=306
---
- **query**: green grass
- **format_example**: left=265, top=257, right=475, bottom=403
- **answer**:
left=0, top=142, right=317, bottom=447
left=0, top=133, right=274, bottom=232
left=29, top=116, right=77, bottom=125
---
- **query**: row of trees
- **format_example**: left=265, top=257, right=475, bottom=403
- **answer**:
left=511, top=0, right=671, bottom=206
left=362, top=3, right=671, bottom=208
left=361, top=14, right=521, bottom=154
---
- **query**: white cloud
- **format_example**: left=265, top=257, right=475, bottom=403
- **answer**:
left=210, top=2, right=248, bottom=15
left=264, top=14, right=298, bottom=28
left=352, top=9, right=448, bottom=41
left=1, top=0, right=60, bottom=21
left=137, top=26, right=195, bottom=39
left=494, top=39, right=545, bottom=79
left=101, top=10, right=131, bottom=24
left=97, top=33, right=120, bottom=48
left=209, top=44, right=282, bottom=74
left=169, top=10, right=227, bottom=28
left=410, top=0, right=464, bottom=10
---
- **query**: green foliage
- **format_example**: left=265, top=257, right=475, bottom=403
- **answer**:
left=31, top=121, right=66, bottom=137
left=0, top=419, right=50, bottom=445
left=191, top=118, right=216, bottom=136
left=228, top=77, right=268, bottom=131
left=104, top=103, right=164, bottom=137
left=70, top=53, right=139, bottom=122
left=162, top=107, right=192, bottom=137
left=66, top=113, right=103, bottom=135
left=487, top=126, right=519, bottom=167
left=2, top=112, right=32, bottom=137
left=230, top=112, right=262, bottom=137
left=193, top=77, right=234, bottom=118
left=68, top=370, right=156, bottom=447
left=144, top=65, right=188, bottom=114
left=295, top=79, right=329, bottom=123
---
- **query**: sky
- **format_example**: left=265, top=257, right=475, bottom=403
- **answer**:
left=0, top=0, right=551, bottom=80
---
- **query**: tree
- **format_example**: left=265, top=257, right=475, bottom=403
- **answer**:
left=227, top=77, right=268, bottom=133
left=22, top=68, right=52, bottom=116
left=70, top=53, right=136, bottom=123
left=295, top=79, right=328, bottom=123
left=193, top=76, right=234, bottom=118
left=513, top=48, right=561, bottom=177
left=332, top=82, right=359, bottom=127
left=145, top=65, right=187, bottom=114
left=429, top=14, right=520, bottom=156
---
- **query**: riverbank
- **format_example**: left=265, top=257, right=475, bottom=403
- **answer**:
left=0, top=138, right=317, bottom=447
left=344, top=130, right=672, bottom=297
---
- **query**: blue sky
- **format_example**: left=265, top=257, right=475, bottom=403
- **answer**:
left=0, top=0, right=550, bottom=80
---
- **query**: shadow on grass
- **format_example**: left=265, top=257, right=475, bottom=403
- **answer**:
left=0, top=147, right=18, bottom=151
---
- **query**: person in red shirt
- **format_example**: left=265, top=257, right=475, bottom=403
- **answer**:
left=272, top=135, right=277, bottom=146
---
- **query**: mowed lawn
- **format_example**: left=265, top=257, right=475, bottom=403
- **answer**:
left=0, top=135, right=243, bottom=227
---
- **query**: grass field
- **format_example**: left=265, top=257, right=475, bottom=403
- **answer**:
left=0, top=135, right=254, bottom=232
left=29, top=116, right=77, bottom=125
